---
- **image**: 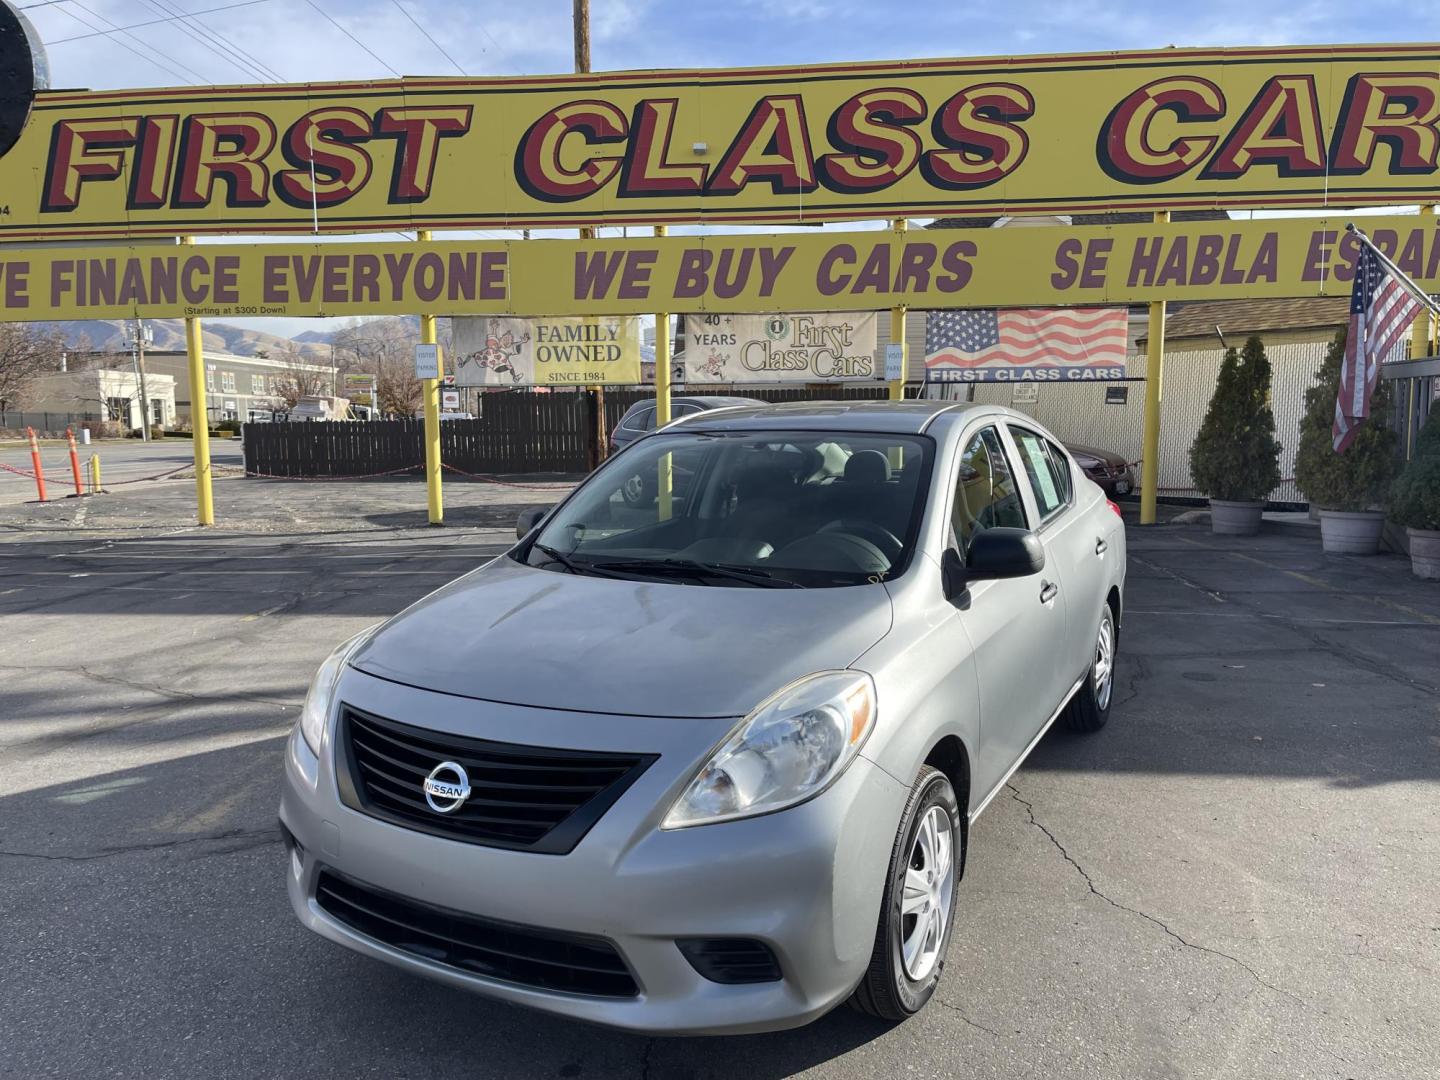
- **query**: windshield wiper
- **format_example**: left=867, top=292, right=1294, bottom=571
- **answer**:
left=531, top=542, right=586, bottom=574
left=532, top=542, right=649, bottom=581
left=586, top=557, right=805, bottom=588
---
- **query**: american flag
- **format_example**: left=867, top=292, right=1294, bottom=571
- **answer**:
left=924, top=308, right=1129, bottom=380
left=1333, top=243, right=1423, bottom=452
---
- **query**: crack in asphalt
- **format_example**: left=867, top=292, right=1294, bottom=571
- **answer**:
left=0, top=827, right=280, bottom=863
left=933, top=997, right=1003, bottom=1038
left=638, top=1037, right=655, bottom=1080
left=1006, top=784, right=1302, bottom=1006
left=1111, top=654, right=1146, bottom=709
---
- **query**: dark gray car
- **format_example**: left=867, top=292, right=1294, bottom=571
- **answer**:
left=610, top=395, right=756, bottom=453
left=281, top=400, right=1127, bottom=1034
left=610, top=396, right=755, bottom=504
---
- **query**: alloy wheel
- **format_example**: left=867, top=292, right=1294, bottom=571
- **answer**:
left=899, top=804, right=955, bottom=981
left=1095, top=609, right=1114, bottom=711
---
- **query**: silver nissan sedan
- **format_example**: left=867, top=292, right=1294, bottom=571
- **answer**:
left=280, top=400, right=1126, bottom=1035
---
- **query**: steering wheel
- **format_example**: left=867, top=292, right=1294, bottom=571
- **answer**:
left=820, top=519, right=903, bottom=564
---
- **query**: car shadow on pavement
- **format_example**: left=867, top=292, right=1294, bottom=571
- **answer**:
left=0, top=737, right=899, bottom=1079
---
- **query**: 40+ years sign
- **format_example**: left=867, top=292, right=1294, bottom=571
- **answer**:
left=0, top=215, right=1435, bottom=321
left=0, top=44, right=1437, bottom=238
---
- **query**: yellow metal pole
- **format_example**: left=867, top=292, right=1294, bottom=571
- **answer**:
left=888, top=218, right=908, bottom=401
left=89, top=453, right=101, bottom=494
left=181, top=237, right=214, bottom=526
left=418, top=229, right=444, bottom=525
left=1412, top=205, right=1436, bottom=359
left=1139, top=210, right=1169, bottom=526
left=653, top=225, right=674, bottom=520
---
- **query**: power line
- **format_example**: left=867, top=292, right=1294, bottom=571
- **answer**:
left=139, top=0, right=280, bottom=83
left=44, top=0, right=276, bottom=45
left=389, top=0, right=466, bottom=76
left=51, top=1, right=198, bottom=84
left=304, top=0, right=401, bottom=78
left=172, top=0, right=287, bottom=82
left=61, top=0, right=211, bottom=83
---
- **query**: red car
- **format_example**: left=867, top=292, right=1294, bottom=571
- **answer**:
left=1064, top=442, right=1135, bottom=499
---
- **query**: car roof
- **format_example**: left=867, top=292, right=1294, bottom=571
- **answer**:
left=625, top=395, right=756, bottom=410
left=676, top=398, right=1008, bottom=435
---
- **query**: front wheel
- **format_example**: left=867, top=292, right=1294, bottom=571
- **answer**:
left=1063, top=602, right=1116, bottom=733
left=849, top=766, right=961, bottom=1021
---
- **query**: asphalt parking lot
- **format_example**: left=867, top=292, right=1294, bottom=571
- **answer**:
left=2, top=463, right=1437, bottom=1079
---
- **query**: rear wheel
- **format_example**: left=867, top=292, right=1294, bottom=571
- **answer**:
left=850, top=766, right=961, bottom=1021
left=1063, top=602, right=1116, bottom=733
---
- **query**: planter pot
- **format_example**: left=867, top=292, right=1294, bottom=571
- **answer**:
left=1318, top=510, right=1386, bottom=555
left=1209, top=499, right=1265, bottom=536
left=1408, top=527, right=1440, bottom=580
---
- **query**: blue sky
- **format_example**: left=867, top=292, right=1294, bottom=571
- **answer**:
left=28, top=0, right=1434, bottom=88
left=23, top=0, right=1433, bottom=334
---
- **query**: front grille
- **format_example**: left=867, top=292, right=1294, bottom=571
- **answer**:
left=315, top=869, right=638, bottom=998
left=336, top=705, right=656, bottom=855
left=677, top=938, right=783, bottom=984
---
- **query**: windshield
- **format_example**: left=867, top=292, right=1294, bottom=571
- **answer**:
left=519, top=430, right=932, bottom=588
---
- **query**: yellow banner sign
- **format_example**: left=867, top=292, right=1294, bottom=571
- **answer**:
left=1, top=215, right=1436, bottom=321
left=2, top=45, right=1438, bottom=239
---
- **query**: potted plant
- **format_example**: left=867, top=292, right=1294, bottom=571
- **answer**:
left=1294, top=329, right=1397, bottom=554
left=1390, top=413, right=1440, bottom=579
left=1189, top=334, right=1282, bottom=535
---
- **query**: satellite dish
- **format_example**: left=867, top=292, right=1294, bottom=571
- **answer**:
left=0, top=1, right=48, bottom=160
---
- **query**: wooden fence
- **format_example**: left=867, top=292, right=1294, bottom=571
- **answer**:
left=242, top=385, right=905, bottom=478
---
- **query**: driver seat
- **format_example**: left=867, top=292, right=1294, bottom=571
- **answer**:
left=825, top=449, right=893, bottom=525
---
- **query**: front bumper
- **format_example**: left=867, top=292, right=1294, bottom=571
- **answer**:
left=280, top=668, right=908, bottom=1035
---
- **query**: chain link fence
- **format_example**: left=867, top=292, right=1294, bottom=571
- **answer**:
left=962, top=340, right=1334, bottom=506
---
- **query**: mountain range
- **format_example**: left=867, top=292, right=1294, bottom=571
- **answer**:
left=46, top=318, right=338, bottom=360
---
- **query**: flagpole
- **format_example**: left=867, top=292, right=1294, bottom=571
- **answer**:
left=1345, top=223, right=1440, bottom=316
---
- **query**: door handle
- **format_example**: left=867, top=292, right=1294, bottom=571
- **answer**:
left=1039, top=580, right=1058, bottom=604
left=1095, top=537, right=1108, bottom=555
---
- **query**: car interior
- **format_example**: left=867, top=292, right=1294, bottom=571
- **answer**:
left=530, top=432, right=933, bottom=585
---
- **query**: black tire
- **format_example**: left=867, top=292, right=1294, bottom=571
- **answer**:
left=849, top=765, right=962, bottom=1021
left=1063, top=602, right=1116, bottom=733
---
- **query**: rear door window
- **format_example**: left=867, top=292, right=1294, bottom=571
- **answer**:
left=622, top=407, right=655, bottom=432
left=1009, top=426, right=1071, bottom=521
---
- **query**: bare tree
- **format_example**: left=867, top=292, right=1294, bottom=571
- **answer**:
left=0, top=324, right=66, bottom=411
left=375, top=351, right=423, bottom=416
left=332, top=318, right=425, bottom=417
left=267, top=348, right=333, bottom=410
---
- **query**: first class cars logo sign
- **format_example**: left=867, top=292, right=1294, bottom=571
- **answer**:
left=0, top=44, right=1437, bottom=238
left=683, top=313, right=879, bottom=383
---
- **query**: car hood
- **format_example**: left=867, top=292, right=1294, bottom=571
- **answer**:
left=350, top=557, right=894, bottom=718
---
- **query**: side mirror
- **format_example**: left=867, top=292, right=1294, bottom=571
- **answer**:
left=965, top=528, right=1046, bottom=581
left=516, top=507, right=546, bottom=540
left=940, top=547, right=967, bottom=600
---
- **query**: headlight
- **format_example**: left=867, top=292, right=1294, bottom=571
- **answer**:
left=663, top=671, right=876, bottom=829
left=298, top=630, right=373, bottom=756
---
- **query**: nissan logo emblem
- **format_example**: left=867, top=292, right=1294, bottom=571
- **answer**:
left=422, top=761, right=471, bottom=814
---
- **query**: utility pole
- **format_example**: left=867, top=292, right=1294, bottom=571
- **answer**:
left=574, top=0, right=606, bottom=471
left=127, top=319, right=152, bottom=441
